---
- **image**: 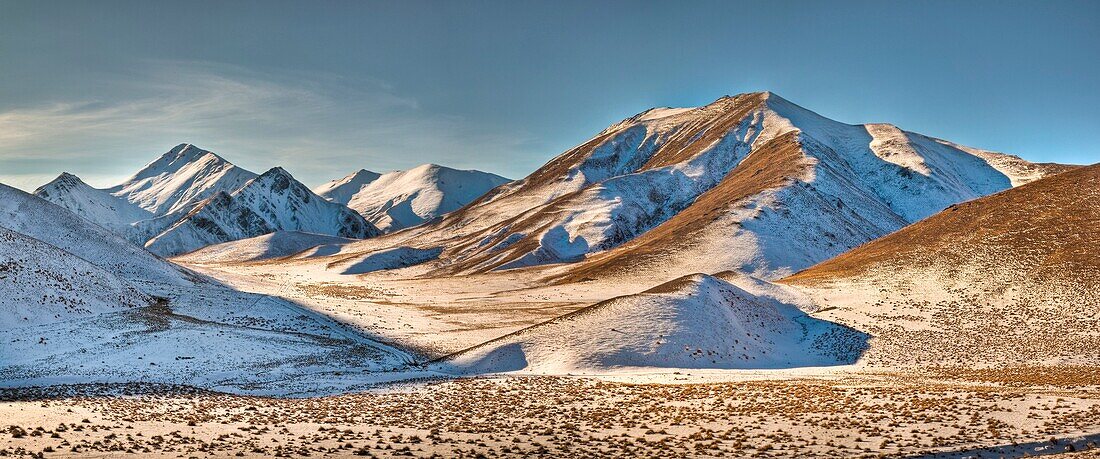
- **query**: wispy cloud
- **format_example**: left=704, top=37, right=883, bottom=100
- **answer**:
left=0, top=61, right=530, bottom=189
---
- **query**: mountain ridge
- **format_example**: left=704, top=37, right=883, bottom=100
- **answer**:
left=108, top=143, right=259, bottom=215
left=312, top=91, right=1073, bottom=283
left=0, top=183, right=193, bottom=286
left=34, top=144, right=382, bottom=256
left=145, top=166, right=380, bottom=256
left=315, top=163, right=511, bottom=232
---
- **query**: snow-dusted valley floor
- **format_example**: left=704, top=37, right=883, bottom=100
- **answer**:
left=6, top=251, right=1096, bottom=458
left=1, top=277, right=424, bottom=397
left=179, top=261, right=630, bottom=358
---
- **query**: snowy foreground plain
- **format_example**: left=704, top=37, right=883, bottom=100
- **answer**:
left=4, top=253, right=1099, bottom=458
left=4, top=94, right=1099, bottom=458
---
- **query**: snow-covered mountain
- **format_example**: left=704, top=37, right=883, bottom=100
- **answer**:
left=0, top=225, right=153, bottom=328
left=108, top=143, right=259, bottom=215
left=783, top=164, right=1100, bottom=367
left=314, top=169, right=382, bottom=204
left=0, top=185, right=412, bottom=395
left=0, top=183, right=192, bottom=286
left=34, top=144, right=256, bottom=233
left=438, top=273, right=866, bottom=374
left=146, top=167, right=380, bottom=256
left=33, top=144, right=381, bottom=256
left=33, top=172, right=153, bottom=234
left=323, top=92, right=1072, bottom=283
left=316, top=164, right=511, bottom=232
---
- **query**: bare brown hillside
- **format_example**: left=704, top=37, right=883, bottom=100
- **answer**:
left=785, top=163, right=1100, bottom=288
left=783, top=164, right=1100, bottom=367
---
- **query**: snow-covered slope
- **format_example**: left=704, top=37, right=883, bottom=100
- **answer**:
left=108, top=143, right=259, bottom=215
left=318, top=164, right=511, bottom=232
left=783, top=164, right=1100, bottom=367
left=33, top=173, right=152, bottom=234
left=934, top=140, right=1078, bottom=187
left=176, top=231, right=355, bottom=264
left=0, top=184, right=192, bottom=286
left=33, top=144, right=257, bottom=244
left=324, top=92, right=1069, bottom=283
left=0, top=277, right=419, bottom=396
left=437, top=273, right=866, bottom=374
left=314, top=169, right=381, bottom=204
left=35, top=144, right=378, bottom=257
left=0, top=226, right=153, bottom=328
left=785, top=163, right=1100, bottom=292
left=146, top=167, right=380, bottom=256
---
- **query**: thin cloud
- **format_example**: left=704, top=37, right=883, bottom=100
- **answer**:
left=0, top=61, right=529, bottom=188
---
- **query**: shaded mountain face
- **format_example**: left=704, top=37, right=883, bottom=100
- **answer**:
left=146, top=167, right=380, bottom=256
left=316, top=164, right=511, bottom=232
left=326, top=92, right=1071, bottom=282
left=782, top=164, right=1100, bottom=367
left=0, top=183, right=192, bottom=286
left=33, top=144, right=379, bottom=256
left=108, top=143, right=259, bottom=215
left=175, top=231, right=355, bottom=264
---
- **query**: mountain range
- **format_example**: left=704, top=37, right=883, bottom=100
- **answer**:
left=33, top=143, right=508, bottom=256
left=314, top=164, right=510, bottom=232
left=2, top=90, right=1094, bottom=389
left=311, top=92, right=1073, bottom=284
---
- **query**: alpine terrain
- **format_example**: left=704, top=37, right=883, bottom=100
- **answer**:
left=1, top=180, right=414, bottom=395
left=143, top=167, right=379, bottom=256
left=316, top=164, right=511, bottom=232
left=783, top=163, right=1100, bottom=367
left=438, top=273, right=868, bottom=374
left=33, top=144, right=382, bottom=256
left=309, top=92, right=1071, bottom=285
left=0, top=183, right=192, bottom=285
left=3, top=92, right=1095, bottom=459
left=0, top=225, right=153, bottom=328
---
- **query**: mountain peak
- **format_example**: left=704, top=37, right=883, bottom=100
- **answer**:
left=245, top=167, right=302, bottom=195
left=110, top=144, right=258, bottom=215
left=260, top=166, right=292, bottom=177
left=326, top=164, right=511, bottom=232
left=127, top=144, right=235, bottom=185
left=34, top=172, right=88, bottom=196
left=626, top=92, right=783, bottom=126
left=705, top=91, right=787, bottom=110
left=146, top=165, right=379, bottom=256
left=313, top=169, right=383, bottom=205
left=50, top=171, right=84, bottom=186
left=165, top=143, right=219, bottom=163
left=408, top=163, right=445, bottom=174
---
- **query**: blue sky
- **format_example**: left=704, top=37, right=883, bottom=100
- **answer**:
left=1, top=0, right=1097, bottom=190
